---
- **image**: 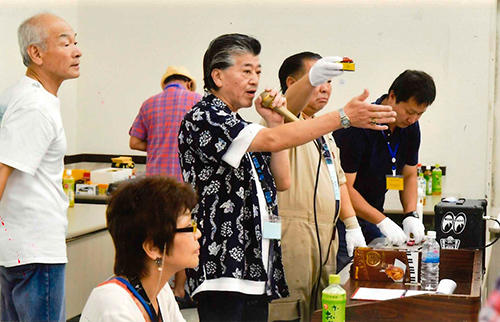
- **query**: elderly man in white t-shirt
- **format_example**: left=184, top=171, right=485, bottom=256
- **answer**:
left=0, top=13, right=81, bottom=322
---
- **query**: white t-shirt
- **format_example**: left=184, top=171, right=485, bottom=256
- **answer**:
left=0, top=76, right=68, bottom=267
left=191, top=123, right=271, bottom=296
left=80, top=282, right=185, bottom=322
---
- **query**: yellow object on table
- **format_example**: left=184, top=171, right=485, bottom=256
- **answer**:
left=111, top=156, right=135, bottom=169
left=97, top=184, right=108, bottom=196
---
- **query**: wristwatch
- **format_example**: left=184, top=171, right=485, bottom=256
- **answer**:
left=339, top=108, right=351, bottom=128
left=403, top=211, right=420, bottom=220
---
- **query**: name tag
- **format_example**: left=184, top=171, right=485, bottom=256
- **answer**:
left=263, top=216, right=281, bottom=239
left=386, top=175, right=404, bottom=190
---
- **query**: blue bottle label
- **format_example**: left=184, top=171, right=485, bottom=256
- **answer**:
left=422, top=250, right=440, bottom=263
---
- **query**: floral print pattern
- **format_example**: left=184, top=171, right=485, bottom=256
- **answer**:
left=178, top=93, right=288, bottom=299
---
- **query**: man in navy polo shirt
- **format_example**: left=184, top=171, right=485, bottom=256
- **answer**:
left=333, top=70, right=436, bottom=272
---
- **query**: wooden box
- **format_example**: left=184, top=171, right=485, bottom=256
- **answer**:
left=313, top=249, right=482, bottom=321
left=350, top=247, right=411, bottom=283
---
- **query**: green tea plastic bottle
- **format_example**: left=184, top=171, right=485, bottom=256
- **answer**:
left=63, top=169, right=75, bottom=207
left=322, top=274, right=346, bottom=322
left=432, top=164, right=442, bottom=195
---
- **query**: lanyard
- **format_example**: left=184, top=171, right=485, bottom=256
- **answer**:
left=249, top=152, right=275, bottom=215
left=114, top=277, right=160, bottom=322
left=316, top=136, right=340, bottom=221
left=381, top=130, right=400, bottom=176
left=249, top=152, right=278, bottom=295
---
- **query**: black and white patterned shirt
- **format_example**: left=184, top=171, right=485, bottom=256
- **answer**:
left=178, top=93, right=288, bottom=299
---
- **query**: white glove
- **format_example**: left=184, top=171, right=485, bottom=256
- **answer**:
left=345, top=227, right=367, bottom=257
left=308, top=56, right=344, bottom=86
left=402, top=216, right=425, bottom=244
left=376, top=217, right=407, bottom=245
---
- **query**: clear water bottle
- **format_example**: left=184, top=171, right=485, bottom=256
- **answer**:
left=421, top=231, right=440, bottom=290
left=424, top=166, right=433, bottom=196
left=417, top=164, right=427, bottom=206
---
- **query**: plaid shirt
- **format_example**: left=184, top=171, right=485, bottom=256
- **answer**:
left=130, top=83, right=201, bottom=180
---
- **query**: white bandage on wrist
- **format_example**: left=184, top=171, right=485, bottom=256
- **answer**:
left=342, top=216, right=360, bottom=230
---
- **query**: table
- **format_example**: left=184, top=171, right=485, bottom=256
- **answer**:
left=384, top=191, right=442, bottom=216
left=312, top=249, right=482, bottom=321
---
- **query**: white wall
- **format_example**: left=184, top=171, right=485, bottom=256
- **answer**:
left=0, top=0, right=497, bottom=203
left=493, top=6, right=500, bottom=211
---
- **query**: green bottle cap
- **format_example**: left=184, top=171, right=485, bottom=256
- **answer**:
left=329, top=274, right=340, bottom=285
left=435, top=164, right=440, bottom=168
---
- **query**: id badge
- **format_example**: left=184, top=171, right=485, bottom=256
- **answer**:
left=262, top=215, right=281, bottom=239
left=386, top=175, right=404, bottom=190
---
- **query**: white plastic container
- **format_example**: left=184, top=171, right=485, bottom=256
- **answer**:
left=90, top=168, right=132, bottom=184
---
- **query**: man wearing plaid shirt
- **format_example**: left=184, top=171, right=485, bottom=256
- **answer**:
left=129, top=66, right=201, bottom=181
left=129, top=66, right=200, bottom=304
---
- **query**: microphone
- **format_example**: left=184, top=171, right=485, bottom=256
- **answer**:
left=259, top=92, right=299, bottom=122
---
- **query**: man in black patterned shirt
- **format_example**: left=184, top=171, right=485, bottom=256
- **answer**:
left=178, top=33, right=396, bottom=322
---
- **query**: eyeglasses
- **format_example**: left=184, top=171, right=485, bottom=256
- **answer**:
left=175, top=220, right=197, bottom=234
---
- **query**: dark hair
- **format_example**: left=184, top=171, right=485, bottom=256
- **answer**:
left=203, top=33, right=261, bottom=91
left=106, top=176, right=197, bottom=278
left=388, top=70, right=436, bottom=106
left=278, top=52, right=322, bottom=93
left=163, top=74, right=191, bottom=86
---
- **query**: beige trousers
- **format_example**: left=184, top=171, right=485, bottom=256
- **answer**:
left=268, top=217, right=338, bottom=322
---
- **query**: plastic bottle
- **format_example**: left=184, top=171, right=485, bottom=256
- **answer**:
left=420, top=231, right=440, bottom=291
left=417, top=164, right=427, bottom=206
left=432, top=164, right=442, bottom=195
left=63, top=169, right=75, bottom=207
left=322, top=274, right=346, bottom=322
left=423, top=166, right=433, bottom=196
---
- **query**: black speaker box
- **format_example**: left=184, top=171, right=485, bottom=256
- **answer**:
left=434, top=198, right=487, bottom=250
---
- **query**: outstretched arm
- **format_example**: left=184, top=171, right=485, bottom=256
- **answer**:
left=249, top=89, right=396, bottom=153
left=284, top=56, right=397, bottom=130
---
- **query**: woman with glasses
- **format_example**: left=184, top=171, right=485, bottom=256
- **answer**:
left=80, top=176, right=201, bottom=321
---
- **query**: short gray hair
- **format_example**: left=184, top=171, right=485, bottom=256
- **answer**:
left=18, top=14, right=49, bottom=67
left=203, top=34, right=261, bottom=91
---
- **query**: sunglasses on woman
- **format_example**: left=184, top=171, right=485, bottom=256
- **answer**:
left=175, top=220, right=197, bottom=233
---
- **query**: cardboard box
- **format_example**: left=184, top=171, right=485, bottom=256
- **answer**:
left=75, top=184, right=97, bottom=196
left=90, top=168, right=132, bottom=184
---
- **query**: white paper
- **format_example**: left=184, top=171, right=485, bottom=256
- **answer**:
left=351, top=288, right=405, bottom=301
left=404, top=290, right=434, bottom=297
left=351, top=287, right=435, bottom=301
